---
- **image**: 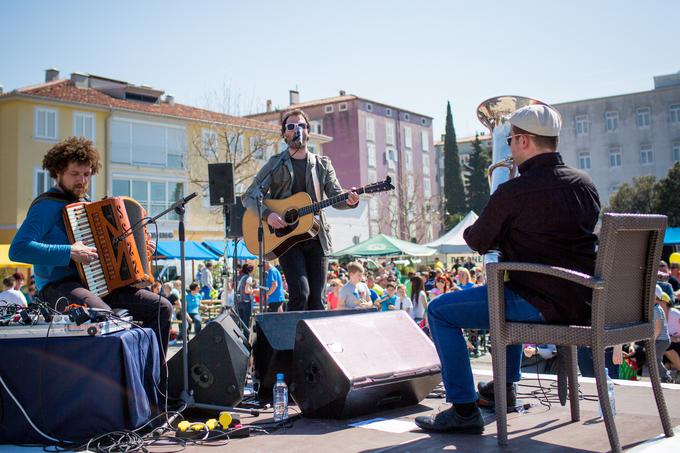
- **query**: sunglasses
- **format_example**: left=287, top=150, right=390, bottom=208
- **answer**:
left=505, top=133, right=534, bottom=146
left=285, top=122, right=308, bottom=131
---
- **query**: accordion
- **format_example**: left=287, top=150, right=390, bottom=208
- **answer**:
left=63, top=197, right=155, bottom=298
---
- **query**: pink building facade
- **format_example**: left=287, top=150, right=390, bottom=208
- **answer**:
left=247, top=92, right=440, bottom=242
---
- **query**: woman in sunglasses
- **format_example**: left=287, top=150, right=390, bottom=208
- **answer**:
left=243, top=109, right=359, bottom=312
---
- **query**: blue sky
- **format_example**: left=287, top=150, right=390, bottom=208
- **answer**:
left=1, top=0, right=677, bottom=138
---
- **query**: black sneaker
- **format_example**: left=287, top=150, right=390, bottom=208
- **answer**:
left=477, top=380, right=516, bottom=409
left=414, top=406, right=484, bottom=434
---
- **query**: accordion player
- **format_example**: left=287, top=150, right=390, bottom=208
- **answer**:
left=63, top=196, right=155, bottom=297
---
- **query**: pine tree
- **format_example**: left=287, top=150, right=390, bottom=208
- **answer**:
left=465, top=133, right=491, bottom=215
left=443, top=101, right=466, bottom=227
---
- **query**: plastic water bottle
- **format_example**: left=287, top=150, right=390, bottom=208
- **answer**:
left=598, top=367, right=616, bottom=418
left=273, top=373, right=288, bottom=422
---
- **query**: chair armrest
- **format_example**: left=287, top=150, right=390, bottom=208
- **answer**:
left=486, top=262, right=604, bottom=290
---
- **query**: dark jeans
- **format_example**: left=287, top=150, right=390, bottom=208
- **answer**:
left=577, top=347, right=619, bottom=379
left=236, top=301, right=252, bottom=337
left=278, top=238, right=328, bottom=312
left=178, top=312, right=202, bottom=339
left=41, top=279, right=173, bottom=357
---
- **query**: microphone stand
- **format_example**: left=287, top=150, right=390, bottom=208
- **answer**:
left=115, top=192, right=255, bottom=415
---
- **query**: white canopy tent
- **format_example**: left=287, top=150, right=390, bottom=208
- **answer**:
left=425, top=211, right=479, bottom=254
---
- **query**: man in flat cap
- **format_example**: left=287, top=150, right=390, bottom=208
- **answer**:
left=416, top=103, right=600, bottom=434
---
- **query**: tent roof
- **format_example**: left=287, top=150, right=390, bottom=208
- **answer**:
left=203, top=240, right=257, bottom=260
left=154, top=241, right=219, bottom=260
left=0, top=245, right=31, bottom=268
left=332, top=234, right=436, bottom=257
left=665, top=227, right=680, bottom=245
left=425, top=211, right=478, bottom=254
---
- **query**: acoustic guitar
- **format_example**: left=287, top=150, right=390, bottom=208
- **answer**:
left=242, top=177, right=394, bottom=260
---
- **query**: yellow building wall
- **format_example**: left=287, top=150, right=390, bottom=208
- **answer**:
left=0, top=98, right=108, bottom=243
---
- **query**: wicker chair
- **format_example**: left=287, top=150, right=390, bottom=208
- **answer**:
left=486, top=213, right=673, bottom=453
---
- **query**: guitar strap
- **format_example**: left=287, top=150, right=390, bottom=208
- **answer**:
left=310, top=154, right=322, bottom=205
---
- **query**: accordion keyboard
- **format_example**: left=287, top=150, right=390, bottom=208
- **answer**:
left=65, top=204, right=109, bottom=297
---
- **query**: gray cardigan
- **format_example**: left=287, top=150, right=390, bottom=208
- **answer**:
left=242, top=149, right=356, bottom=256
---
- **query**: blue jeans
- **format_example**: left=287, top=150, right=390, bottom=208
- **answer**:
left=577, top=347, right=619, bottom=379
left=427, top=285, right=544, bottom=404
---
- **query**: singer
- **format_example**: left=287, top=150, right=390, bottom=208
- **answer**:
left=243, top=109, right=360, bottom=312
left=9, top=137, right=173, bottom=355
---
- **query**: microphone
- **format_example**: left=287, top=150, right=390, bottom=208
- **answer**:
left=293, top=125, right=303, bottom=144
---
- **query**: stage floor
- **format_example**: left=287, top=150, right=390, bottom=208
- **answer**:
left=171, top=369, right=680, bottom=453
left=4, top=352, right=679, bottom=452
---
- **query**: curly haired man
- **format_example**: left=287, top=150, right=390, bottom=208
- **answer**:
left=10, top=137, right=172, bottom=355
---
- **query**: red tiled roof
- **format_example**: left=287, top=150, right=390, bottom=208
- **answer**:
left=8, top=79, right=277, bottom=131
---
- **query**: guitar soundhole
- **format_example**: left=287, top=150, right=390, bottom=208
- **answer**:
left=268, top=208, right=300, bottom=238
left=283, top=208, right=299, bottom=224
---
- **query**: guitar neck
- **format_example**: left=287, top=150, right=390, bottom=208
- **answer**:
left=298, top=187, right=366, bottom=217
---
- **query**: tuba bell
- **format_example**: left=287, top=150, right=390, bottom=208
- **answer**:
left=476, top=95, right=550, bottom=264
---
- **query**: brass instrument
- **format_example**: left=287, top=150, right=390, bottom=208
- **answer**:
left=476, top=95, right=549, bottom=264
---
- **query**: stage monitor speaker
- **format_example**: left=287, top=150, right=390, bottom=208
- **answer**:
left=208, top=163, right=235, bottom=206
left=290, top=311, right=441, bottom=419
left=253, top=308, right=374, bottom=401
left=227, top=196, right=245, bottom=238
left=167, top=311, right=250, bottom=407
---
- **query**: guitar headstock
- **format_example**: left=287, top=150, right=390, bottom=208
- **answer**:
left=362, top=176, right=395, bottom=194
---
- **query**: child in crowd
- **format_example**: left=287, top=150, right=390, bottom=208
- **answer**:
left=339, top=262, right=373, bottom=309
left=326, top=278, right=342, bottom=310
left=183, top=283, right=203, bottom=337
left=376, top=282, right=397, bottom=312
left=395, top=284, right=413, bottom=316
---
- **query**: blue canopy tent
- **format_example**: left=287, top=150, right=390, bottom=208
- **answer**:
left=202, top=240, right=257, bottom=260
left=664, top=227, right=680, bottom=245
left=154, top=241, right=219, bottom=260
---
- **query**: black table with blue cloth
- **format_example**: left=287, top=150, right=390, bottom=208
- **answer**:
left=0, top=327, right=160, bottom=444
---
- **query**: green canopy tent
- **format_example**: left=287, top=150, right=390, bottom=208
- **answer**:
left=331, top=234, right=437, bottom=258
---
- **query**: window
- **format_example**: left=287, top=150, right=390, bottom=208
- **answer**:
left=673, top=142, right=680, bottom=163
left=605, top=111, right=619, bottom=132
left=250, top=136, right=270, bottom=160
left=366, top=103, right=372, bottom=112
left=367, top=168, right=377, bottom=183
left=405, top=150, right=413, bottom=171
left=404, top=113, right=410, bottom=121
left=640, top=144, right=654, bottom=165
left=367, top=142, right=376, bottom=167
left=339, top=103, right=348, bottom=111
left=424, top=177, right=431, bottom=198
left=112, top=178, right=184, bottom=221
left=366, top=117, right=375, bottom=141
left=34, top=107, right=58, bottom=140
left=575, top=115, right=589, bottom=135
left=386, top=147, right=398, bottom=170
left=636, top=107, right=651, bottom=128
left=111, top=118, right=186, bottom=168
left=307, top=143, right=317, bottom=154
left=227, top=133, right=244, bottom=159
left=670, top=104, right=680, bottom=124
left=422, top=154, right=430, bottom=175
left=407, top=175, right=414, bottom=194
left=33, top=167, right=54, bottom=198
left=385, top=121, right=395, bottom=146
left=421, top=130, right=429, bottom=151
left=578, top=152, right=591, bottom=170
left=309, top=120, right=323, bottom=134
left=385, top=108, right=392, bottom=117
left=73, top=112, right=95, bottom=142
left=369, top=220, right=380, bottom=236
left=403, top=126, right=412, bottom=148
left=324, top=105, right=334, bottom=114
left=608, top=147, right=622, bottom=168
left=201, top=129, right=219, bottom=158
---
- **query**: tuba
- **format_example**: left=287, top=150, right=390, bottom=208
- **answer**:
left=476, top=95, right=549, bottom=264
